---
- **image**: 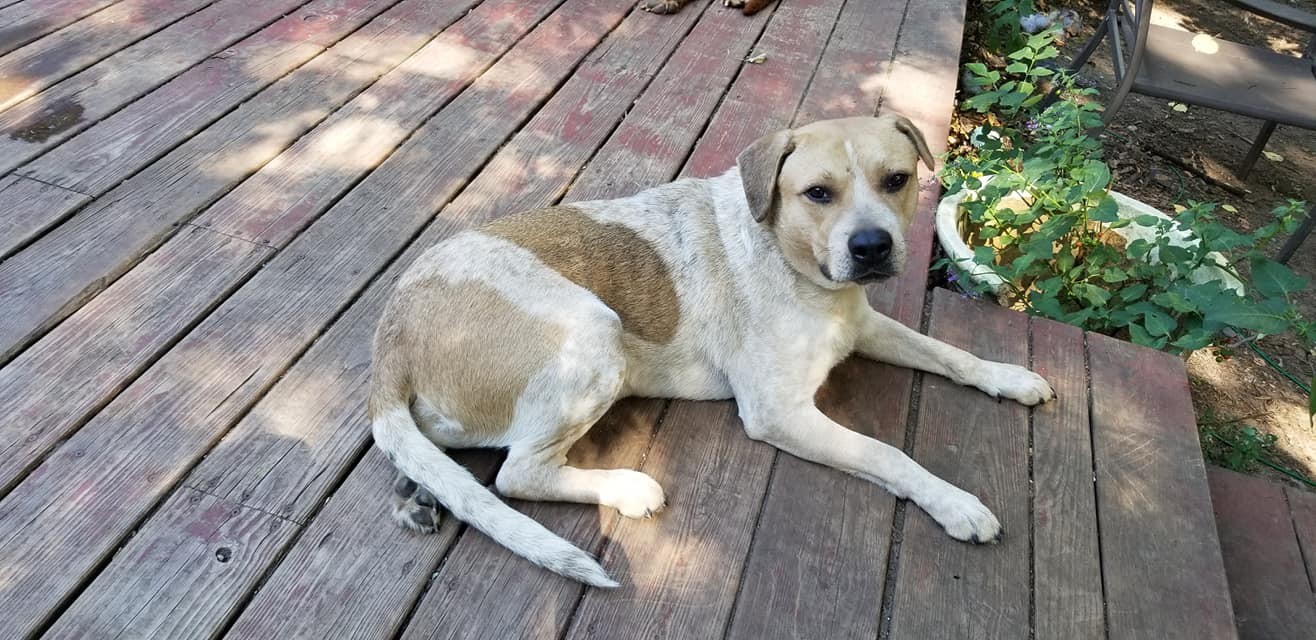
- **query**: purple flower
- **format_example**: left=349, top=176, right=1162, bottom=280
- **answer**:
left=1024, top=119, right=1040, bottom=132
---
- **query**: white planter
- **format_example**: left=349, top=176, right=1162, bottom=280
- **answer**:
left=934, top=178, right=1244, bottom=302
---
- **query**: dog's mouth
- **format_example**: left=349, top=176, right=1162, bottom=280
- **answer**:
left=820, top=263, right=897, bottom=284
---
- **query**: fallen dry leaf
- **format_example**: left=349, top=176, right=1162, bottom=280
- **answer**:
left=1262, top=150, right=1284, bottom=162
left=744, top=52, right=767, bottom=64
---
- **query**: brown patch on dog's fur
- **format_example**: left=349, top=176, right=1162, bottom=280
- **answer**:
left=370, top=279, right=565, bottom=436
left=485, top=207, right=681, bottom=343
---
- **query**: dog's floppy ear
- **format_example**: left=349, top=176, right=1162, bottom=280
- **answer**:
left=737, top=129, right=794, bottom=223
left=892, top=116, right=935, bottom=171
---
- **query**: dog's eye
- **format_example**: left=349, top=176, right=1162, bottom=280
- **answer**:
left=803, top=186, right=832, bottom=204
left=883, top=172, right=910, bottom=192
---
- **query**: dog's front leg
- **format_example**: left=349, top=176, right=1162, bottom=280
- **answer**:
left=740, top=402, right=1002, bottom=543
left=853, top=306, right=1054, bottom=405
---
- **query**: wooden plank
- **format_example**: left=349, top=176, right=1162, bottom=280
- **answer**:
left=1288, top=486, right=1316, bottom=599
left=10, top=3, right=547, bottom=634
left=888, top=288, right=1030, bottom=639
left=725, top=1, right=966, bottom=635
left=721, top=3, right=910, bottom=638
left=0, top=0, right=626, bottom=635
left=1088, top=330, right=1237, bottom=639
left=1030, top=317, right=1104, bottom=640
left=0, top=0, right=377, bottom=255
left=1209, top=467, right=1316, bottom=640
left=866, top=0, right=965, bottom=323
left=398, top=6, right=779, bottom=638
left=0, top=0, right=427, bottom=364
left=225, top=449, right=501, bottom=639
left=0, top=0, right=122, bottom=56
left=41, top=489, right=297, bottom=640
left=559, top=1, right=849, bottom=637
left=0, top=0, right=493, bottom=496
left=0, top=0, right=377, bottom=178
left=0, top=0, right=214, bottom=112
left=793, top=0, right=904, bottom=123
left=0, top=173, right=90, bottom=259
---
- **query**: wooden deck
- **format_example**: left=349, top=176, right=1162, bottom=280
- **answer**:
left=0, top=0, right=1245, bottom=637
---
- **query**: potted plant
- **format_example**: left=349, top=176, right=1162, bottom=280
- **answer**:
left=934, top=92, right=1311, bottom=353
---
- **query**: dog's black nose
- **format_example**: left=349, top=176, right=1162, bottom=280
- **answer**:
left=848, top=229, right=893, bottom=266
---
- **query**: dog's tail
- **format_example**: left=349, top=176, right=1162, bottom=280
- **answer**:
left=370, top=403, right=619, bottom=588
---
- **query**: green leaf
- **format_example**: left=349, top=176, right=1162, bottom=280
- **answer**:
left=1127, top=322, right=1167, bottom=348
left=964, top=62, right=989, bottom=76
left=1152, top=291, right=1196, bottom=313
left=1142, top=307, right=1177, bottom=337
left=1207, top=295, right=1290, bottom=334
left=1132, top=214, right=1161, bottom=227
left=1119, top=283, right=1149, bottom=302
left=973, top=245, right=997, bottom=266
left=1249, top=257, right=1309, bottom=299
left=1080, top=160, right=1111, bottom=195
left=1101, top=267, right=1128, bottom=283
left=1005, top=61, right=1028, bottom=74
left=1089, top=196, right=1120, bottom=222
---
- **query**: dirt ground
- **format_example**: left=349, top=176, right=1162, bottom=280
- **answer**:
left=952, top=0, right=1316, bottom=489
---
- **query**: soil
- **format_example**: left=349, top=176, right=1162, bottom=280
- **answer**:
left=950, top=0, right=1316, bottom=490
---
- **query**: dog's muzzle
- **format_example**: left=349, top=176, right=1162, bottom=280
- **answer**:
left=846, top=228, right=897, bottom=282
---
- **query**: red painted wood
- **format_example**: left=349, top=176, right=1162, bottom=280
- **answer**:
left=0, top=0, right=626, bottom=634
left=1088, top=331, right=1237, bottom=640
left=1030, top=317, right=1104, bottom=640
left=0, top=0, right=387, bottom=178
left=887, top=288, right=1031, bottom=639
left=0, top=0, right=215, bottom=112
left=398, top=5, right=777, bottom=637
left=0, top=0, right=122, bottom=56
left=1209, top=466, right=1316, bottom=640
left=1288, top=486, right=1316, bottom=602
left=0, top=0, right=488, bottom=499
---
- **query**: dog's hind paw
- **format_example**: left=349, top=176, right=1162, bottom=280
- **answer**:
left=641, top=0, right=685, bottom=13
left=391, top=471, right=442, bottom=534
left=924, top=487, right=1002, bottom=544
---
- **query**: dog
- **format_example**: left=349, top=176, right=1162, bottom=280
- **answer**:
left=367, top=114, right=1056, bottom=587
left=643, top=0, right=773, bottom=16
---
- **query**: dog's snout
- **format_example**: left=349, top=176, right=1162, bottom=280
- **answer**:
left=847, top=229, right=892, bottom=267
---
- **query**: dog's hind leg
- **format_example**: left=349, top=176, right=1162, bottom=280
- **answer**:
left=494, top=344, right=667, bottom=519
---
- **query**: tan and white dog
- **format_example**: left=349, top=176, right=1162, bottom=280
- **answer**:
left=368, top=114, right=1055, bottom=587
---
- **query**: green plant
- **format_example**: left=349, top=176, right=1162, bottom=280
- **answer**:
left=1199, top=419, right=1316, bottom=488
left=948, top=2, right=1314, bottom=418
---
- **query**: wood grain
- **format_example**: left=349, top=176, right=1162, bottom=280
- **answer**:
left=722, top=1, right=910, bottom=636
left=0, top=0, right=214, bottom=112
left=0, top=0, right=122, bottom=56
left=1289, top=486, right=1316, bottom=604
left=0, top=173, right=89, bottom=259
left=793, top=0, right=904, bottom=123
left=563, top=0, right=852, bottom=636
left=1030, top=316, right=1104, bottom=640
left=0, top=0, right=492, bottom=496
left=0, top=0, right=624, bottom=634
left=1088, top=331, right=1237, bottom=640
left=225, top=449, right=502, bottom=639
left=42, top=488, right=297, bottom=640
left=0, top=0, right=389, bottom=178
left=888, top=288, right=1031, bottom=639
left=0, top=0, right=433, bottom=363
left=1208, top=467, right=1316, bottom=640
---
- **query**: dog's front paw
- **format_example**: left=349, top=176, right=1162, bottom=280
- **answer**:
left=599, top=470, right=667, bottom=519
left=641, top=0, right=684, bottom=13
left=976, top=361, right=1055, bottom=406
left=923, top=487, right=1002, bottom=544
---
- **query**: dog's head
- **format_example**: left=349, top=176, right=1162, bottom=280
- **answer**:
left=737, top=114, right=935, bottom=288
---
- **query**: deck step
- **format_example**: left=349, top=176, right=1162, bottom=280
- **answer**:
left=1208, top=466, right=1316, bottom=640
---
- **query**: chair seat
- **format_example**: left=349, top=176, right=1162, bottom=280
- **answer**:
left=1133, top=24, right=1316, bottom=129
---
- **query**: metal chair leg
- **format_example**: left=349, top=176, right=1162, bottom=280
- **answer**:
left=1237, top=120, right=1277, bottom=180
left=1275, top=203, right=1315, bottom=265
